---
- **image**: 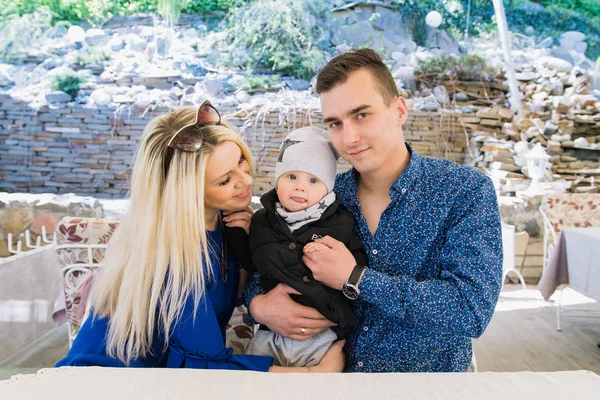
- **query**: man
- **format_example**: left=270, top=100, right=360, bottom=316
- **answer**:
left=245, top=48, right=502, bottom=372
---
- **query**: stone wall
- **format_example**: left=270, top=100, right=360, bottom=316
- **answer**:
left=0, top=93, right=474, bottom=198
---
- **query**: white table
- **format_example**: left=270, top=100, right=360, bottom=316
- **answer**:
left=539, top=228, right=600, bottom=301
left=1, top=367, right=600, bottom=400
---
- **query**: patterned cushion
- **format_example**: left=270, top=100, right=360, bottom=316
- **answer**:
left=541, top=194, right=600, bottom=237
left=55, top=217, right=254, bottom=352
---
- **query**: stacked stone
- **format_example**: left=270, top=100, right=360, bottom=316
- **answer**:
left=467, top=61, right=600, bottom=194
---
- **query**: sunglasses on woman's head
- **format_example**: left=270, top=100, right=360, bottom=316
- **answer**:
left=167, top=101, right=222, bottom=152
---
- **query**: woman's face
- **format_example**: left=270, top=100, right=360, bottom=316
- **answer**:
left=204, top=141, right=253, bottom=215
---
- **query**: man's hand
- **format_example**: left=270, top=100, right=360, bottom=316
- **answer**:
left=223, top=205, right=254, bottom=234
left=303, top=236, right=356, bottom=290
left=249, top=283, right=335, bottom=340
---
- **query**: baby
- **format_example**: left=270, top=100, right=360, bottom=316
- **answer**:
left=244, top=127, right=368, bottom=367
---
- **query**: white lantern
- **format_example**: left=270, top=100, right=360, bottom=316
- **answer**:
left=425, top=11, right=443, bottom=28
left=67, top=26, right=86, bottom=43
left=523, top=143, right=551, bottom=196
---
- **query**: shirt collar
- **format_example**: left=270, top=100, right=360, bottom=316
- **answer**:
left=338, top=142, right=422, bottom=210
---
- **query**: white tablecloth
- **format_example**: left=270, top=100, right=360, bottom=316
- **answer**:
left=1, top=367, right=599, bottom=400
left=539, top=228, right=600, bottom=301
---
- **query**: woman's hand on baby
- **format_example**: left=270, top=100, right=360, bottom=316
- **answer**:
left=312, top=340, right=346, bottom=373
left=223, top=206, right=254, bottom=234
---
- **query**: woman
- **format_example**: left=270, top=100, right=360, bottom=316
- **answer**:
left=56, top=101, right=344, bottom=372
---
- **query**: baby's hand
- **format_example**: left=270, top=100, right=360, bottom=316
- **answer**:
left=304, top=242, right=327, bottom=254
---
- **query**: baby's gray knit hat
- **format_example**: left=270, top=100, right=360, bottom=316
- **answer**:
left=275, top=127, right=339, bottom=192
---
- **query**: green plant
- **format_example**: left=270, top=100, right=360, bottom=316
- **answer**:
left=183, top=0, right=247, bottom=13
left=415, top=52, right=499, bottom=81
left=226, top=0, right=331, bottom=80
left=50, top=68, right=85, bottom=97
left=247, top=74, right=280, bottom=90
left=0, top=10, right=55, bottom=63
left=73, top=47, right=111, bottom=66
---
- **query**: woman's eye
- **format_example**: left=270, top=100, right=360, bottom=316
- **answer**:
left=239, top=156, right=246, bottom=164
left=219, top=176, right=232, bottom=186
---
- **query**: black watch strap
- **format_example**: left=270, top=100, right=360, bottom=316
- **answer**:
left=347, top=265, right=366, bottom=285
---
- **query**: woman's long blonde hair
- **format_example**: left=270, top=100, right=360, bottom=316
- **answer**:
left=90, top=107, right=254, bottom=364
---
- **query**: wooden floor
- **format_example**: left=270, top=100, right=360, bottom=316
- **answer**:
left=1, top=284, right=599, bottom=378
left=474, top=284, right=600, bottom=374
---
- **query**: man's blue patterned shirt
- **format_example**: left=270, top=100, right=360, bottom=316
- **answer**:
left=246, top=144, right=502, bottom=372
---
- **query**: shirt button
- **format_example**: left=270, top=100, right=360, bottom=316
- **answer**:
left=288, top=243, right=296, bottom=250
left=363, top=326, right=369, bottom=332
left=401, top=188, right=407, bottom=194
left=357, top=361, right=363, bottom=367
left=302, top=275, right=310, bottom=283
left=372, top=249, right=378, bottom=255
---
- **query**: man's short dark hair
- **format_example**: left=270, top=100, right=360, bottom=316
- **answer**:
left=315, top=48, right=400, bottom=106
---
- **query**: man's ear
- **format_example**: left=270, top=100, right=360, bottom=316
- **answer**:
left=394, top=96, right=408, bottom=126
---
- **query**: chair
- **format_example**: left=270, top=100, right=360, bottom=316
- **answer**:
left=55, top=217, right=255, bottom=351
left=514, top=230, right=529, bottom=274
left=539, top=193, right=600, bottom=272
left=501, top=222, right=527, bottom=296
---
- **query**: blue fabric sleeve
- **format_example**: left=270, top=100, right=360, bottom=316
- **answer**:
left=359, top=175, right=503, bottom=338
left=242, top=271, right=265, bottom=325
left=55, top=314, right=163, bottom=368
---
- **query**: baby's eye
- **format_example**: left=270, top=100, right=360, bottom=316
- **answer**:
left=309, top=178, right=318, bottom=184
left=289, top=174, right=296, bottom=180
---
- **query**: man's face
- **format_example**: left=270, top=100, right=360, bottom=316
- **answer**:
left=320, top=68, right=407, bottom=175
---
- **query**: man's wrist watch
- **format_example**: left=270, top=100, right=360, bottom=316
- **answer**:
left=342, top=265, right=366, bottom=300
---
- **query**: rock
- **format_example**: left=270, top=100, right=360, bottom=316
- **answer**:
left=45, top=91, right=72, bottom=103
left=184, top=28, right=198, bottom=38
left=515, top=71, right=538, bottom=82
left=169, top=41, right=195, bottom=56
left=551, top=47, right=575, bottom=65
left=126, top=34, right=147, bottom=53
left=574, top=137, right=590, bottom=147
left=332, top=21, right=375, bottom=48
left=568, top=161, right=586, bottom=169
left=285, top=79, right=310, bottom=91
left=559, top=31, right=586, bottom=50
left=573, top=41, right=588, bottom=54
left=547, top=140, right=561, bottom=152
left=133, top=97, right=154, bottom=109
left=204, top=78, right=224, bottom=96
left=433, top=85, right=449, bottom=106
left=90, top=89, right=111, bottom=106
left=85, top=28, right=109, bottom=46
left=544, top=122, right=559, bottom=136
left=420, top=102, right=439, bottom=112
left=450, top=92, right=468, bottom=103
left=562, top=140, right=575, bottom=147
left=525, top=26, right=535, bottom=36
left=108, top=36, right=125, bottom=51
left=145, top=42, right=157, bottom=62
left=535, top=37, right=554, bottom=49
left=0, top=69, right=13, bottom=87
left=550, top=80, right=564, bottom=96
left=235, top=90, right=250, bottom=103
left=460, top=105, right=474, bottom=114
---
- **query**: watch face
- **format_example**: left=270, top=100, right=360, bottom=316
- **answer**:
left=342, top=284, right=359, bottom=300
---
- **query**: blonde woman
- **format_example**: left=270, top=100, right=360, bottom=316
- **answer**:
left=55, top=102, right=345, bottom=372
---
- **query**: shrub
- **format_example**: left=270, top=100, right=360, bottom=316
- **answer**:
left=73, top=47, right=111, bottom=66
left=225, top=0, right=330, bottom=80
left=415, top=52, right=500, bottom=81
left=50, top=68, right=85, bottom=97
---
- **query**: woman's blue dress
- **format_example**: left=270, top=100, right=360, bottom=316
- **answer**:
left=55, top=227, right=273, bottom=371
